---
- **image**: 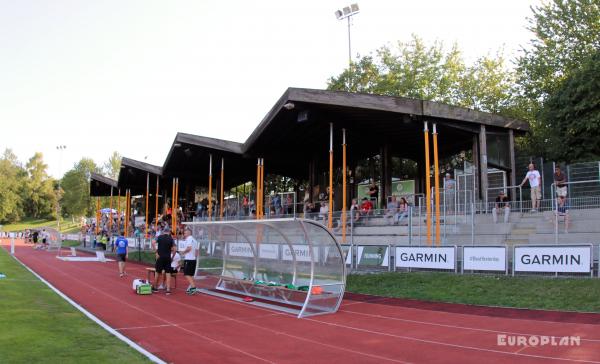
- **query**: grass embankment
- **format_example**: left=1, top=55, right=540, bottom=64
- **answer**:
left=2, top=217, right=80, bottom=234
left=0, top=249, right=150, bottom=363
left=347, top=272, right=600, bottom=312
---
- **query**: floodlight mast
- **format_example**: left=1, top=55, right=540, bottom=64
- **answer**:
left=334, top=4, right=359, bottom=71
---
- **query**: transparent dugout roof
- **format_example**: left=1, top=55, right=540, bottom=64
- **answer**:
left=184, top=218, right=346, bottom=318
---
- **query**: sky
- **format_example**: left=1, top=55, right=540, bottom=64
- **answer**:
left=0, top=0, right=541, bottom=179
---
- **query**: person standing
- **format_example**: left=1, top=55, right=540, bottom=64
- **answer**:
left=367, top=181, right=379, bottom=209
left=519, top=163, right=542, bottom=212
left=180, top=227, right=199, bottom=295
left=152, top=227, right=175, bottom=295
left=444, top=173, right=456, bottom=214
left=114, top=235, right=128, bottom=277
left=554, top=166, right=568, bottom=197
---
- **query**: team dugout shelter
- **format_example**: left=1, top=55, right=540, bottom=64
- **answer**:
left=90, top=87, right=529, bottom=242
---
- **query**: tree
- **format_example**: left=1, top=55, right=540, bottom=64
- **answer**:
left=23, top=153, right=57, bottom=219
left=61, top=158, right=101, bottom=218
left=327, top=35, right=518, bottom=115
left=539, top=51, right=600, bottom=162
left=515, top=0, right=600, bottom=158
left=517, top=0, right=600, bottom=103
left=103, top=151, right=122, bottom=180
left=0, top=149, right=26, bottom=223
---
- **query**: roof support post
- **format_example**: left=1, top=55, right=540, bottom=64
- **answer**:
left=479, top=125, right=489, bottom=209
left=381, top=143, right=391, bottom=209
left=328, top=123, right=333, bottom=229
left=220, top=158, right=225, bottom=220
left=109, top=187, right=113, bottom=236
left=433, top=124, right=441, bottom=246
left=342, top=128, right=347, bottom=243
left=145, top=173, right=149, bottom=238
left=424, top=122, right=432, bottom=246
left=509, top=129, right=516, bottom=203
left=155, top=176, right=159, bottom=235
left=208, top=154, right=213, bottom=221
left=472, top=135, right=480, bottom=204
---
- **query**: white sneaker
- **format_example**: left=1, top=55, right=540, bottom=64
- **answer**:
left=158, top=285, right=165, bottom=290
left=530, top=209, right=537, bottom=213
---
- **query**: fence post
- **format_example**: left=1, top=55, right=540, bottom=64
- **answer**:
left=470, top=203, right=475, bottom=246
left=408, top=206, right=412, bottom=246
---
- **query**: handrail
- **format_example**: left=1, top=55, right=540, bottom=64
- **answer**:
left=487, top=185, right=523, bottom=213
left=550, top=179, right=600, bottom=244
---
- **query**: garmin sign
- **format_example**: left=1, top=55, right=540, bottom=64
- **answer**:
left=514, top=246, right=591, bottom=273
left=395, top=247, right=455, bottom=270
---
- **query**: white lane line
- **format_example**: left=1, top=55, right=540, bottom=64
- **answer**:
left=339, top=308, right=600, bottom=343
left=305, top=317, right=600, bottom=364
left=24, top=251, right=276, bottom=364
left=8, top=253, right=166, bottom=364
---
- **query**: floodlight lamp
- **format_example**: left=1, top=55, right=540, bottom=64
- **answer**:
left=334, top=10, right=343, bottom=19
left=283, top=102, right=295, bottom=110
left=343, top=6, right=351, bottom=16
left=351, top=3, right=359, bottom=13
left=173, top=143, right=182, bottom=147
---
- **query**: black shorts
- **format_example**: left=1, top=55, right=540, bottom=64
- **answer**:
left=155, top=256, right=171, bottom=273
left=183, top=260, right=196, bottom=276
left=117, top=253, right=127, bottom=262
left=42, top=238, right=47, bottom=244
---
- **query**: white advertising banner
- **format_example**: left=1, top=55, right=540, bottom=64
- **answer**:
left=463, top=247, right=506, bottom=271
left=259, top=244, right=279, bottom=260
left=227, top=242, right=254, bottom=257
left=282, top=245, right=318, bottom=262
left=344, top=247, right=352, bottom=266
left=514, top=246, right=591, bottom=273
left=395, top=246, right=455, bottom=270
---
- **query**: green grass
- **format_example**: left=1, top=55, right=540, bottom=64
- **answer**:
left=0, top=249, right=150, bottom=363
left=2, top=217, right=80, bottom=234
left=62, top=240, right=81, bottom=247
left=346, top=272, right=600, bottom=312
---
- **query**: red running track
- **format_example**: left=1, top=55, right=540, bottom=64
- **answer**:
left=3, top=240, right=600, bottom=363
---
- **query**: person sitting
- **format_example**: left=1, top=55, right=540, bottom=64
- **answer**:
left=384, top=196, right=399, bottom=225
left=350, top=198, right=360, bottom=225
left=360, top=197, right=373, bottom=221
left=318, top=200, right=329, bottom=224
left=397, top=197, right=410, bottom=224
left=554, top=195, right=570, bottom=233
left=492, top=191, right=510, bottom=223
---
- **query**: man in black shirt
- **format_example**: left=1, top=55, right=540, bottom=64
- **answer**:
left=492, top=191, right=510, bottom=223
left=153, top=227, right=175, bottom=295
left=368, top=181, right=379, bottom=209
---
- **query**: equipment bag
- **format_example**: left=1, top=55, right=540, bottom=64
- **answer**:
left=132, top=278, right=152, bottom=295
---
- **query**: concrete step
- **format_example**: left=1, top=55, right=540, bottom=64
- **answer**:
left=511, top=228, right=536, bottom=235
left=528, top=232, right=600, bottom=245
left=505, top=238, right=529, bottom=245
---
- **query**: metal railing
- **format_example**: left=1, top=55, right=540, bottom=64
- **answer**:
left=486, top=185, right=523, bottom=213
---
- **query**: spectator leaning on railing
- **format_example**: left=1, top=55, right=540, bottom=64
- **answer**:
left=519, top=163, right=542, bottom=213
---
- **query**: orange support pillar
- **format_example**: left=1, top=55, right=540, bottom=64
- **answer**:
left=328, top=123, right=333, bottom=229
left=208, top=155, right=213, bottom=221
left=342, top=128, right=347, bottom=242
left=433, top=123, right=441, bottom=246
left=424, top=122, right=432, bottom=246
